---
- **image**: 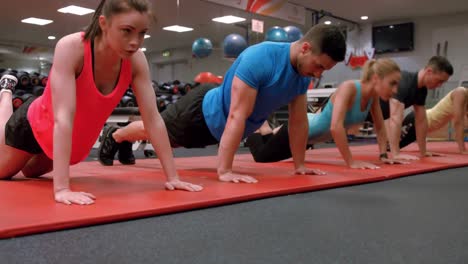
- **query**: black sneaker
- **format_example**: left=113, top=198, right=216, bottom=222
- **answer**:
left=118, top=141, right=136, bottom=165
left=98, top=126, right=120, bottom=166
left=0, top=75, right=18, bottom=93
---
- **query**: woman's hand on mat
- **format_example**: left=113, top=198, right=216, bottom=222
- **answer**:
left=294, top=166, right=326, bottom=175
left=381, top=157, right=410, bottom=165
left=422, top=151, right=444, bottom=157
left=460, top=150, right=468, bottom=155
left=349, top=160, right=380, bottom=170
left=393, top=153, right=419, bottom=161
left=55, top=189, right=96, bottom=205
left=165, top=180, right=203, bottom=192
left=218, top=172, right=258, bottom=183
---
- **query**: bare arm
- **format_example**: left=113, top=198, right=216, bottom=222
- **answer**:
left=217, top=76, right=258, bottom=183
left=330, top=83, right=355, bottom=166
left=414, top=104, right=428, bottom=155
left=131, top=51, right=201, bottom=191
left=451, top=89, right=467, bottom=153
left=288, top=93, right=324, bottom=174
left=51, top=34, right=95, bottom=205
left=370, top=95, right=388, bottom=156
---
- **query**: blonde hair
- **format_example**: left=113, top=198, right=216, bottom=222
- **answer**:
left=361, top=58, right=400, bottom=82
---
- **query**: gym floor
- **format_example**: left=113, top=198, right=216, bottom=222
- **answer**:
left=2, top=142, right=468, bottom=263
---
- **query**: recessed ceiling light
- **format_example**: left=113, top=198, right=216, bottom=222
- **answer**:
left=144, top=34, right=151, bottom=39
left=324, top=21, right=332, bottom=25
left=163, top=25, right=193, bottom=33
left=58, top=5, right=95, bottom=16
left=389, top=25, right=394, bottom=29
left=140, top=48, right=147, bottom=52
left=21, top=17, right=53, bottom=26
left=48, top=36, right=56, bottom=40
left=361, top=16, right=369, bottom=20
left=212, top=15, right=246, bottom=24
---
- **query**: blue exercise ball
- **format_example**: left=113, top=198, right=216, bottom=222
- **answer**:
left=283, top=26, right=303, bottom=42
left=223, top=34, right=248, bottom=59
left=265, top=26, right=288, bottom=42
left=192, top=38, right=213, bottom=58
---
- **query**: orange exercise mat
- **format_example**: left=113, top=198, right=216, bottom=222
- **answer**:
left=1, top=142, right=466, bottom=239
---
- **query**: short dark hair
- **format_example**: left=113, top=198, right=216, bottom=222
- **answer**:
left=426, top=56, right=454, bottom=76
left=300, top=24, right=346, bottom=62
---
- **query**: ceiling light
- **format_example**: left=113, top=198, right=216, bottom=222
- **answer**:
left=58, top=5, right=95, bottom=16
left=48, top=36, right=56, bottom=40
left=324, top=21, right=332, bottom=25
left=21, top=17, right=53, bottom=26
left=212, top=15, right=246, bottom=24
left=140, top=48, right=147, bottom=52
left=163, top=25, right=193, bottom=33
left=144, top=34, right=151, bottom=39
left=361, top=16, right=369, bottom=20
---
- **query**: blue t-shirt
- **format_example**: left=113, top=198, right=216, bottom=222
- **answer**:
left=307, top=81, right=373, bottom=143
left=202, top=42, right=311, bottom=140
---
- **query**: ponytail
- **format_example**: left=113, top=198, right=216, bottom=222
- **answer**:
left=84, top=0, right=106, bottom=40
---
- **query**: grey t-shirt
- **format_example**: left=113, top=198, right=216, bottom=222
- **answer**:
left=379, top=71, right=427, bottom=120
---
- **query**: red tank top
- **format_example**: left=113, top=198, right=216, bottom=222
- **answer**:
left=28, top=35, right=132, bottom=164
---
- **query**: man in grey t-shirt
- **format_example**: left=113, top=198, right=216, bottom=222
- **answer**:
left=381, top=56, right=453, bottom=160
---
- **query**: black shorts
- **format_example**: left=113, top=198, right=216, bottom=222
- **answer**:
left=5, top=96, right=43, bottom=154
left=245, top=124, right=293, bottom=162
left=161, top=83, right=219, bottom=148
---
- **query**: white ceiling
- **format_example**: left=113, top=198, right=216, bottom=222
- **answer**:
left=1, top=0, right=467, bottom=63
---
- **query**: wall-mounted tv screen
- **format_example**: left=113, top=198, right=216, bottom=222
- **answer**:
left=372, top=22, right=414, bottom=54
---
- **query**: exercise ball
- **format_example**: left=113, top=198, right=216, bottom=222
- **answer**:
left=194, top=72, right=222, bottom=84
left=192, top=38, right=213, bottom=58
left=283, top=26, right=303, bottom=42
left=265, top=26, right=288, bottom=42
left=223, top=34, right=248, bottom=59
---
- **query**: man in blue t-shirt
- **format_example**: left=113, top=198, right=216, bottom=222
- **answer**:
left=99, top=24, right=346, bottom=184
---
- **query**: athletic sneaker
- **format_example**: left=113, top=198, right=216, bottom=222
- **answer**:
left=98, top=125, right=120, bottom=166
left=0, top=75, right=18, bottom=93
left=118, top=141, right=136, bottom=165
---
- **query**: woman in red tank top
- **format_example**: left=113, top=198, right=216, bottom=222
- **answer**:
left=0, top=0, right=202, bottom=205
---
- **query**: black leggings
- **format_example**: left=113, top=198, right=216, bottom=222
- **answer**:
left=245, top=124, right=293, bottom=162
left=400, top=111, right=417, bottom=149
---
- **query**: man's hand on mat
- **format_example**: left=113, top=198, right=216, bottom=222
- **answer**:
left=349, top=160, right=380, bottom=169
left=294, top=166, right=326, bottom=175
left=381, top=158, right=410, bottom=165
left=165, top=180, right=203, bottom=192
left=55, top=189, right=96, bottom=205
left=218, top=172, right=258, bottom=183
left=393, top=153, right=419, bottom=161
left=422, top=151, right=444, bottom=157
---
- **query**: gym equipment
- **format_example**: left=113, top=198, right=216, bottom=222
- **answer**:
left=40, top=75, right=48, bottom=86
left=0, top=142, right=465, bottom=239
left=32, top=86, right=45, bottom=96
left=12, top=93, right=34, bottom=110
left=121, top=95, right=136, bottom=107
left=265, top=26, right=288, bottom=42
left=283, top=26, right=303, bottom=42
left=30, top=74, right=40, bottom=86
left=17, top=72, right=31, bottom=88
left=194, top=72, right=222, bottom=84
left=223, top=34, right=247, bottom=59
left=192, top=38, right=213, bottom=58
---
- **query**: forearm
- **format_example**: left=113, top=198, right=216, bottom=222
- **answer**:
left=375, top=125, right=388, bottom=155
left=288, top=121, right=308, bottom=169
left=331, top=126, right=353, bottom=165
left=145, top=115, right=178, bottom=181
left=53, top=122, right=73, bottom=192
left=453, top=120, right=466, bottom=152
left=388, top=116, right=403, bottom=156
left=218, top=117, right=245, bottom=175
left=415, top=116, right=428, bottom=154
